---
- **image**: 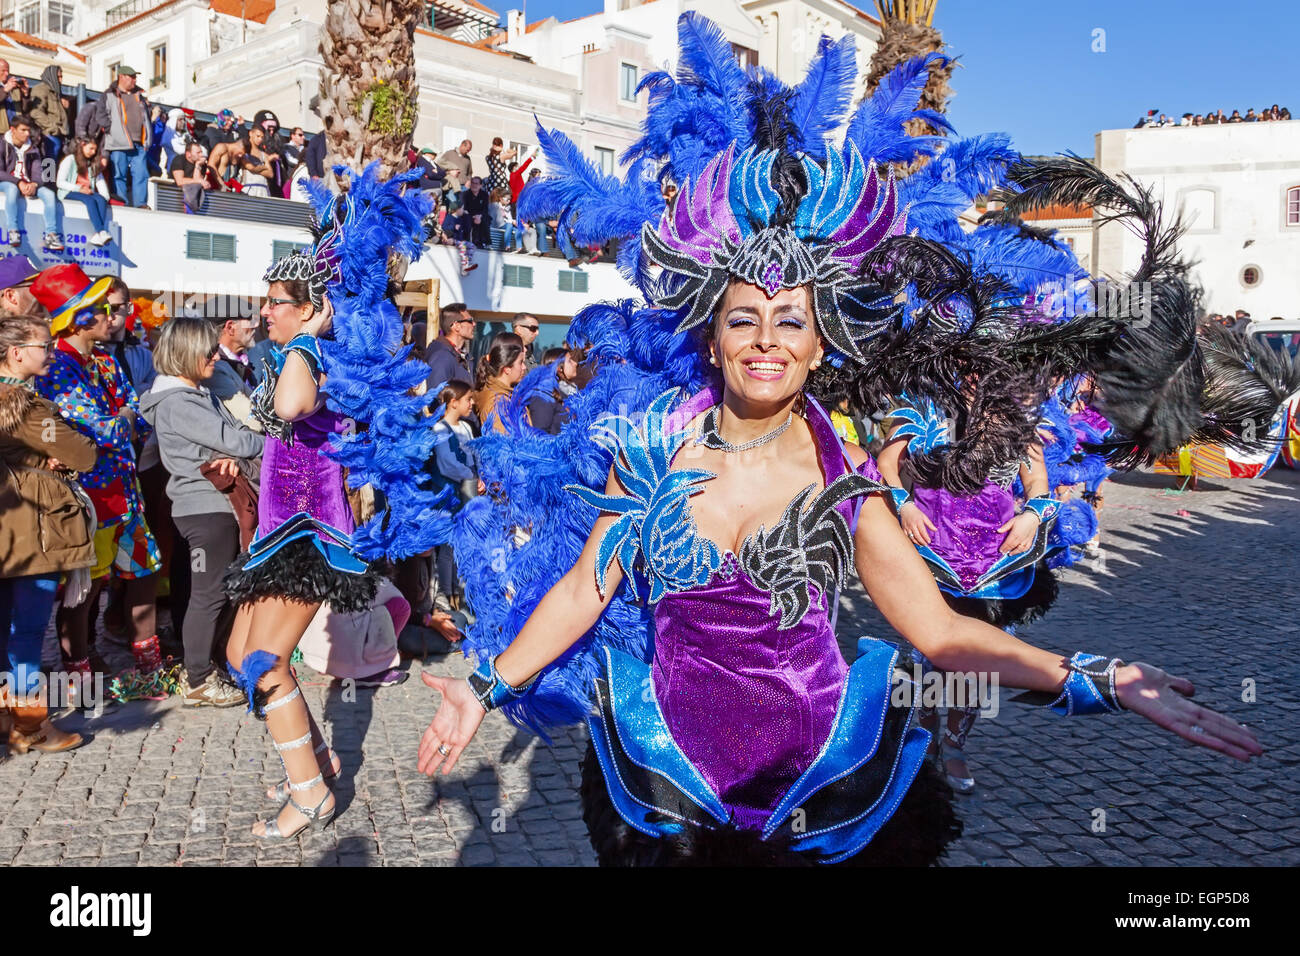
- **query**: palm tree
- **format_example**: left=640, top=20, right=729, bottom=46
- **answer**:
left=318, top=0, right=424, bottom=178
left=865, top=0, right=954, bottom=172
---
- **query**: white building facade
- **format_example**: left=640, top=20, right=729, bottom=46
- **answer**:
left=1094, top=122, right=1300, bottom=319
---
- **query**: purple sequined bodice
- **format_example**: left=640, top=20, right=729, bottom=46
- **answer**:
left=652, top=571, right=846, bottom=829
left=258, top=406, right=355, bottom=537
left=912, top=483, right=1013, bottom=591
left=645, top=388, right=879, bottom=828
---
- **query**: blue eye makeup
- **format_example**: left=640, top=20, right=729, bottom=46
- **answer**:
left=726, top=316, right=757, bottom=328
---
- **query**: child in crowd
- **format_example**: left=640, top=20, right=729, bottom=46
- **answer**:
left=488, top=187, right=520, bottom=252
left=429, top=380, right=482, bottom=612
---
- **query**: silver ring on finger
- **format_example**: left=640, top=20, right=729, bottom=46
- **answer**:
left=438, top=743, right=451, bottom=755
left=1190, top=725, right=1205, bottom=735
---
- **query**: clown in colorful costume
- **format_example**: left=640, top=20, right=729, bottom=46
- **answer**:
left=32, top=264, right=164, bottom=685
left=417, top=13, right=1264, bottom=867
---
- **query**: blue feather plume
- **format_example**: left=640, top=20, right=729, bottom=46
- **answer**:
left=788, top=34, right=858, bottom=159
left=845, top=53, right=955, bottom=165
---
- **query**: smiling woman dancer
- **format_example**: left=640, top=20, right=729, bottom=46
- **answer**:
left=412, top=35, right=1264, bottom=865
left=416, top=15, right=1280, bottom=865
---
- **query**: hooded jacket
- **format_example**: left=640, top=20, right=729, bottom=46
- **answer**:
left=28, top=65, right=69, bottom=139
left=0, top=381, right=97, bottom=576
left=139, top=375, right=263, bottom=518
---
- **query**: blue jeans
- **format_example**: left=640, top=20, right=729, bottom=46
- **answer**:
left=497, top=222, right=518, bottom=248
left=0, top=180, right=62, bottom=235
left=538, top=223, right=579, bottom=258
left=0, top=574, right=59, bottom=696
left=61, top=190, right=111, bottom=233
left=110, top=144, right=150, bottom=207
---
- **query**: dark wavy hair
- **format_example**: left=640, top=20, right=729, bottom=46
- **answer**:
left=475, top=331, right=524, bottom=389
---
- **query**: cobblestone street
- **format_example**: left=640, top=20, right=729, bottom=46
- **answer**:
left=3, top=466, right=1297, bottom=867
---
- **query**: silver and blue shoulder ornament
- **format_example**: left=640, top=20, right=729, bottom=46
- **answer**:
left=563, top=389, right=721, bottom=604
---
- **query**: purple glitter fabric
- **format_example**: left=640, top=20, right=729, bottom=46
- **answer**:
left=258, top=406, right=355, bottom=538
left=912, top=483, right=1013, bottom=591
left=649, top=388, right=880, bottom=827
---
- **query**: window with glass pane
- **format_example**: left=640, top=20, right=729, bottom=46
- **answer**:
left=47, top=0, right=74, bottom=34
left=152, top=43, right=167, bottom=86
left=1287, top=186, right=1300, bottom=226
left=595, top=147, right=615, bottom=177
left=620, top=62, right=637, bottom=102
left=18, top=0, right=39, bottom=33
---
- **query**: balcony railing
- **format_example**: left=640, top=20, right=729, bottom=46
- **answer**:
left=106, top=0, right=167, bottom=28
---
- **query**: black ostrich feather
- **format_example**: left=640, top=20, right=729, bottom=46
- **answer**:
left=1194, top=322, right=1300, bottom=452
left=747, top=79, right=806, bottom=229
left=1088, top=278, right=1204, bottom=468
left=992, top=153, right=1187, bottom=283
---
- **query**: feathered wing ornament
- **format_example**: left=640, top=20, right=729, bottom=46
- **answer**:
left=293, top=163, right=457, bottom=560
left=993, top=154, right=1298, bottom=466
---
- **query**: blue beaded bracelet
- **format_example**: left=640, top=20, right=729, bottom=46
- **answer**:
left=284, top=333, right=324, bottom=382
left=1048, top=653, right=1126, bottom=715
left=467, top=654, right=537, bottom=712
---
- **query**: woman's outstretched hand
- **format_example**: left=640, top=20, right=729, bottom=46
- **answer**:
left=1116, top=662, right=1263, bottom=762
left=418, top=672, right=486, bottom=776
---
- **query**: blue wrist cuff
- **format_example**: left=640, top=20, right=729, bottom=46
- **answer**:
left=1047, top=652, right=1125, bottom=715
left=886, top=486, right=912, bottom=515
left=467, top=654, right=536, bottom=712
left=284, top=333, right=324, bottom=382
left=1021, top=495, right=1060, bottom=524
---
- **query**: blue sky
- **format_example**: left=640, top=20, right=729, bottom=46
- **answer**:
left=509, top=1, right=1290, bottom=157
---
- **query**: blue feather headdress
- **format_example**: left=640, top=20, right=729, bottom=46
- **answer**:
left=456, top=12, right=1103, bottom=732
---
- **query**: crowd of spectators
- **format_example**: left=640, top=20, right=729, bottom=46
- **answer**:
left=407, top=135, right=608, bottom=276
left=0, top=258, right=597, bottom=741
left=1135, top=105, right=1291, bottom=128
left=0, top=56, right=322, bottom=254
left=0, top=57, right=617, bottom=273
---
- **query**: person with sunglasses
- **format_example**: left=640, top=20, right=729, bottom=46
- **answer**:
left=0, top=311, right=95, bottom=752
left=511, top=312, right=540, bottom=366
left=104, top=278, right=155, bottom=395
left=31, top=265, right=165, bottom=696
left=423, top=301, right=476, bottom=395
left=139, top=316, right=262, bottom=707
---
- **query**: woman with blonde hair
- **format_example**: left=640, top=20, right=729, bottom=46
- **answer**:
left=0, top=313, right=96, bottom=752
left=140, top=316, right=263, bottom=707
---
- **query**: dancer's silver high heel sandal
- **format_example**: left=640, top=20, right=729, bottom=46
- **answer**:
left=267, top=738, right=339, bottom=802
left=253, top=688, right=337, bottom=839
left=942, top=728, right=976, bottom=794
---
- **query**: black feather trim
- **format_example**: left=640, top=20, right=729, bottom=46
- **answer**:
left=579, top=741, right=960, bottom=866
left=941, top=562, right=1059, bottom=629
left=222, top=537, right=383, bottom=614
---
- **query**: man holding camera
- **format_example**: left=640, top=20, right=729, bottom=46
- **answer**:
left=168, top=139, right=213, bottom=213
left=0, top=59, right=30, bottom=135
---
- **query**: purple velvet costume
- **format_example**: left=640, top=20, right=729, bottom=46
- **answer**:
left=648, top=388, right=879, bottom=827
left=911, top=483, right=1015, bottom=593
left=258, top=407, right=356, bottom=539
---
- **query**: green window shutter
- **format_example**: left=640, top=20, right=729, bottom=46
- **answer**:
left=211, top=234, right=236, bottom=262
left=186, top=231, right=211, bottom=259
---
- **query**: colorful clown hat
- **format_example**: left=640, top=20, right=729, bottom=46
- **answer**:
left=31, top=264, right=114, bottom=335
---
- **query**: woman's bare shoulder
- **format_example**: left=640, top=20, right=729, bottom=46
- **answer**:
left=842, top=441, right=871, bottom=468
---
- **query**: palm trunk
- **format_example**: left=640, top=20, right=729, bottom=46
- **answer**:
left=318, top=0, right=424, bottom=179
left=865, top=1, right=954, bottom=175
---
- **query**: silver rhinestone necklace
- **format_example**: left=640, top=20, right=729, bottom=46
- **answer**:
left=696, top=405, right=793, bottom=453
